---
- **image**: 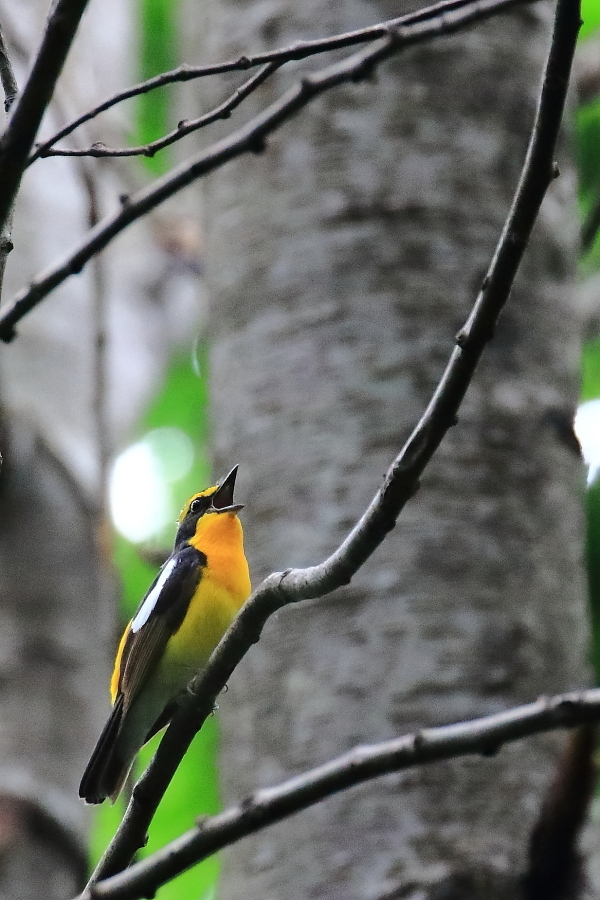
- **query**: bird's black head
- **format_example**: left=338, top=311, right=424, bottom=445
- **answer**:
left=174, top=465, right=243, bottom=547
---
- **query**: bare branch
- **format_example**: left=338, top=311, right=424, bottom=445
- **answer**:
left=79, top=167, right=110, bottom=495
left=0, top=17, right=17, bottom=304
left=0, top=0, right=536, bottom=343
left=80, top=689, right=600, bottom=900
left=0, top=193, right=14, bottom=307
left=0, top=0, right=91, bottom=234
left=28, top=0, right=536, bottom=165
left=0, top=19, right=17, bottom=114
left=39, top=62, right=282, bottom=161
left=85, top=0, right=580, bottom=885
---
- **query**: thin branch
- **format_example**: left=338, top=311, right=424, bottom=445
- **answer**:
left=0, top=203, right=13, bottom=306
left=0, top=19, right=17, bottom=114
left=38, top=62, right=282, bottom=160
left=85, top=0, right=580, bottom=886
left=80, top=167, right=110, bottom=495
left=0, top=0, right=91, bottom=234
left=81, top=689, right=600, bottom=900
left=0, top=17, right=17, bottom=304
left=0, top=0, right=535, bottom=343
left=28, top=0, right=536, bottom=165
left=80, top=164, right=120, bottom=712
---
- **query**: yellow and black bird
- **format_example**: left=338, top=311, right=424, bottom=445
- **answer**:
left=79, top=466, right=250, bottom=804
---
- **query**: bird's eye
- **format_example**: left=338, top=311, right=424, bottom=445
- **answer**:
left=190, top=497, right=204, bottom=514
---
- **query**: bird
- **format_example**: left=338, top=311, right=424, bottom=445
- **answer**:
left=79, top=465, right=251, bottom=804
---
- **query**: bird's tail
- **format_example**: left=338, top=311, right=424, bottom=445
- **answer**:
left=79, top=695, right=132, bottom=805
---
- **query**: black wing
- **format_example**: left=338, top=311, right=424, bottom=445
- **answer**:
left=79, top=544, right=206, bottom=803
left=116, top=544, right=207, bottom=709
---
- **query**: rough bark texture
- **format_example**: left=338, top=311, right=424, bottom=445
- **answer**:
left=199, top=1, right=592, bottom=899
left=0, top=422, right=104, bottom=897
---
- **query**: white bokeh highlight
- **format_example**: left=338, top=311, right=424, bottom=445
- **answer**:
left=574, top=400, right=600, bottom=485
left=108, top=428, right=195, bottom=542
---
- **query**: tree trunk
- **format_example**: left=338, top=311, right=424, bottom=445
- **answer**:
left=201, top=2, right=590, bottom=898
left=0, top=421, right=105, bottom=898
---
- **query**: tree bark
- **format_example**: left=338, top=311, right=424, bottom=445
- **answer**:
left=0, top=421, right=105, bottom=897
left=201, top=2, right=590, bottom=898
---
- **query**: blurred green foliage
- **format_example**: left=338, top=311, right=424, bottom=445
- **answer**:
left=577, top=96, right=600, bottom=269
left=579, top=1, right=600, bottom=690
left=581, top=338, right=600, bottom=406
left=582, top=341, right=600, bottom=680
left=577, top=97, right=600, bottom=213
left=579, top=0, right=600, bottom=267
left=136, top=0, right=179, bottom=175
left=587, top=483, right=600, bottom=679
left=581, top=0, right=600, bottom=40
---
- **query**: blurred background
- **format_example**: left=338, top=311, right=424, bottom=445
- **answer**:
left=0, top=1, right=599, bottom=898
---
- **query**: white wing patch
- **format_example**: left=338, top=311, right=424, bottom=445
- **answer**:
left=131, top=557, right=177, bottom=633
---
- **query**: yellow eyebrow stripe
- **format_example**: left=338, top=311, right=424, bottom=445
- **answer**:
left=177, top=484, right=218, bottom=523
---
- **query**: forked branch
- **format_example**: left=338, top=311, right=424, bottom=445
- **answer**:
left=28, top=0, right=537, bottom=165
left=0, top=0, right=91, bottom=234
left=37, top=62, right=282, bottom=161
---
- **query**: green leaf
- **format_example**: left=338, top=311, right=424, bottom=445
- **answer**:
left=581, top=0, right=600, bottom=40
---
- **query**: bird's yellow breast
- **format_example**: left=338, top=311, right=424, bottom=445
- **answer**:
left=164, top=511, right=251, bottom=672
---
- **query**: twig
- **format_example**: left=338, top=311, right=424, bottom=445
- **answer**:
left=80, top=163, right=118, bottom=708
left=80, top=689, right=600, bottom=900
left=0, top=17, right=17, bottom=304
left=80, top=167, right=110, bottom=495
left=85, top=0, right=580, bottom=885
left=28, top=0, right=536, bottom=165
left=0, top=0, right=91, bottom=234
left=0, top=19, right=17, bottom=114
left=0, top=0, right=535, bottom=343
left=38, top=62, right=282, bottom=160
left=0, top=201, right=13, bottom=306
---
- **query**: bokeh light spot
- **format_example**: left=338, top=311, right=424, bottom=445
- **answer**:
left=575, top=400, right=600, bottom=485
left=109, top=442, right=170, bottom=542
left=144, top=427, right=195, bottom=483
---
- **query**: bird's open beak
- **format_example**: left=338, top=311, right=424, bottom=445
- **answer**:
left=210, top=465, right=244, bottom=513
